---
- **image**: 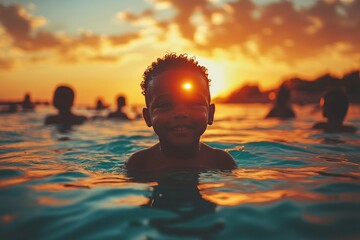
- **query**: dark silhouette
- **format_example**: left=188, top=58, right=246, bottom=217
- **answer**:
left=131, top=105, right=143, bottom=119
left=266, top=84, right=295, bottom=119
left=220, top=84, right=269, bottom=103
left=45, top=85, right=87, bottom=125
left=107, top=96, right=130, bottom=120
left=313, top=89, right=356, bottom=133
left=0, top=102, right=18, bottom=114
left=126, top=53, right=237, bottom=173
left=215, top=70, right=359, bottom=104
left=21, top=93, right=35, bottom=110
left=0, top=93, right=35, bottom=113
left=95, top=98, right=108, bottom=110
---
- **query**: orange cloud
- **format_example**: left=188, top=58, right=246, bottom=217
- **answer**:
left=130, top=0, right=360, bottom=61
left=1, top=0, right=359, bottom=70
left=116, top=9, right=155, bottom=23
left=88, top=55, right=119, bottom=62
left=0, top=58, right=13, bottom=69
left=0, top=4, right=60, bottom=51
left=108, top=32, right=141, bottom=45
left=0, top=3, right=143, bottom=67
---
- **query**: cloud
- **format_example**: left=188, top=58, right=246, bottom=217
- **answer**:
left=1, top=1, right=359, bottom=68
left=64, top=32, right=102, bottom=51
left=0, top=3, right=60, bottom=51
left=116, top=9, right=155, bottom=24
left=108, top=32, right=141, bottom=45
left=130, top=0, right=359, bottom=62
left=0, top=3, right=143, bottom=67
left=0, top=58, right=13, bottom=69
left=88, top=55, right=119, bottom=62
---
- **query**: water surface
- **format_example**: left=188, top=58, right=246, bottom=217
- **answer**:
left=1, top=104, right=359, bottom=239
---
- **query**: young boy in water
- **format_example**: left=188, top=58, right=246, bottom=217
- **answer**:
left=313, top=89, right=356, bottom=133
left=126, top=53, right=237, bottom=173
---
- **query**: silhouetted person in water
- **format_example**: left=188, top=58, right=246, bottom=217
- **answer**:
left=313, top=89, right=356, bottom=133
left=131, top=105, right=143, bottom=119
left=266, top=84, right=295, bottom=119
left=0, top=103, right=18, bottom=114
left=21, top=93, right=35, bottom=110
left=107, top=96, right=130, bottom=120
left=95, top=99, right=108, bottom=110
left=45, top=86, right=87, bottom=125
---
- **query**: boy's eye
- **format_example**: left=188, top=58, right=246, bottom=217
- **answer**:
left=190, top=102, right=203, bottom=106
left=185, top=102, right=206, bottom=110
left=155, top=102, right=171, bottom=109
left=189, top=99, right=206, bottom=106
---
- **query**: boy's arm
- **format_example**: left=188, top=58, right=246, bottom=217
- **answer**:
left=312, top=122, right=325, bottom=129
left=344, top=125, right=357, bottom=133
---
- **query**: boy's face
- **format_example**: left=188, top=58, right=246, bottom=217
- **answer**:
left=143, top=70, right=215, bottom=147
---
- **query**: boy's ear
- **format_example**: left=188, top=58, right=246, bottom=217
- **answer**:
left=143, top=108, right=152, bottom=127
left=208, top=104, right=215, bottom=125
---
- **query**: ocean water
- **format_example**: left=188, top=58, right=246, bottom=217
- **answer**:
left=0, top=103, right=359, bottom=240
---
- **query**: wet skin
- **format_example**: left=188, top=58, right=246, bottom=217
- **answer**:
left=127, top=70, right=237, bottom=173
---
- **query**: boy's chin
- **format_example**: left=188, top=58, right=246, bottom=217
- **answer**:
left=172, top=142, right=195, bottom=148
left=165, top=138, right=198, bottom=148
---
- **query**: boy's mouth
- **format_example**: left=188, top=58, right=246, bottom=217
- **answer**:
left=170, top=124, right=192, bottom=132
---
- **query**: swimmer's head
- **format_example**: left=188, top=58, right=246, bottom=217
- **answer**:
left=322, top=89, right=349, bottom=122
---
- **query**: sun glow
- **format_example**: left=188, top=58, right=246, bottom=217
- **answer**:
left=197, top=57, right=229, bottom=98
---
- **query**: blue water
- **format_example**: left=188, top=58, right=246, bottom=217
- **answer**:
left=1, top=104, right=360, bottom=239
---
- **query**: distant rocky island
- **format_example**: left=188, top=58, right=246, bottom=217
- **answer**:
left=214, top=70, right=360, bottom=104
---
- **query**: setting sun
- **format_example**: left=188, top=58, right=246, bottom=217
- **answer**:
left=197, top=57, right=229, bottom=98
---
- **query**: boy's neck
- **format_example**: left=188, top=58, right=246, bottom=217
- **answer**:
left=159, top=142, right=201, bottom=160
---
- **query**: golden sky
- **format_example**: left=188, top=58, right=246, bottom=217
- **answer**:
left=0, top=0, right=359, bottom=105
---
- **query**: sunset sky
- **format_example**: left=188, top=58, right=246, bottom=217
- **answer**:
left=0, top=0, right=359, bottom=106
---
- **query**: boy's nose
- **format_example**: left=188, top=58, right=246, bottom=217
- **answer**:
left=173, top=104, right=189, bottom=118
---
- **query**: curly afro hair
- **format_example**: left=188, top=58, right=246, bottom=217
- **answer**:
left=141, top=53, right=211, bottom=97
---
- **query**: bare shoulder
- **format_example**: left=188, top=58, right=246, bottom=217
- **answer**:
left=126, top=144, right=159, bottom=171
left=126, top=149, right=150, bottom=170
left=201, top=143, right=237, bottom=170
left=343, top=125, right=357, bottom=133
left=313, top=122, right=326, bottom=129
left=44, top=115, right=57, bottom=124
